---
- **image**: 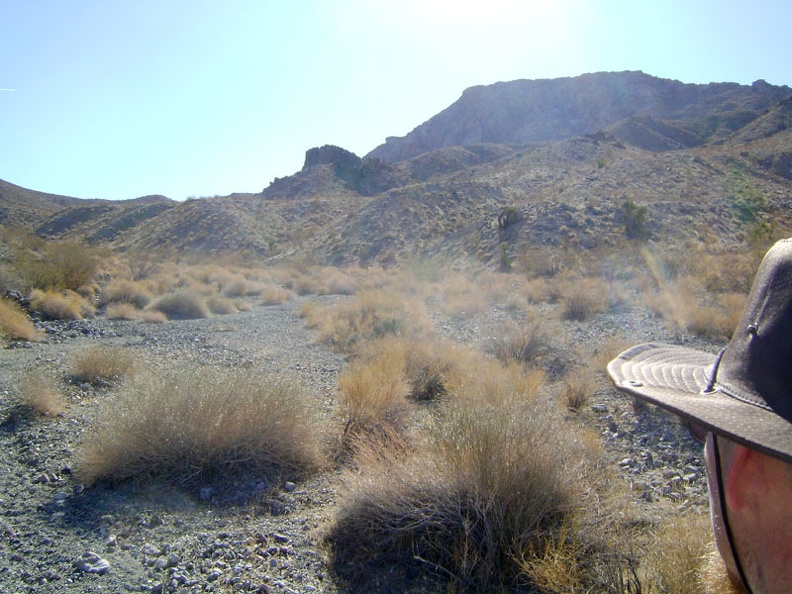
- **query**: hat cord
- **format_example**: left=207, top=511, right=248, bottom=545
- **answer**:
left=712, top=434, right=754, bottom=594
left=703, top=348, right=727, bottom=394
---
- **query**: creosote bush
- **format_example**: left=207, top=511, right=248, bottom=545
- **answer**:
left=13, top=240, right=99, bottom=292
left=76, top=366, right=328, bottom=487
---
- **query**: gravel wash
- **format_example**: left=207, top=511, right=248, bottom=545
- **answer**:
left=0, top=294, right=712, bottom=593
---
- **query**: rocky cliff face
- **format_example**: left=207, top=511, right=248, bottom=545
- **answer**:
left=367, top=71, right=792, bottom=162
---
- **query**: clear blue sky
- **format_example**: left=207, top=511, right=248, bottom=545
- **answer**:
left=1, top=0, right=790, bottom=201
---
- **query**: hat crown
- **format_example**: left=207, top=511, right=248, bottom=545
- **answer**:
left=718, top=239, right=792, bottom=422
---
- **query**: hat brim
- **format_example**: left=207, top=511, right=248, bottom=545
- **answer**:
left=607, top=342, right=792, bottom=463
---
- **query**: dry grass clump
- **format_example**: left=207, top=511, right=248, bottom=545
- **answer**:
left=76, top=366, right=328, bottom=487
left=643, top=512, right=713, bottom=593
left=558, top=276, right=610, bottom=321
left=336, top=353, right=411, bottom=450
left=101, top=279, right=153, bottom=308
left=0, top=299, right=42, bottom=341
left=147, top=291, right=211, bottom=320
left=559, top=368, right=596, bottom=412
left=18, top=370, right=66, bottom=417
left=306, top=289, right=431, bottom=353
left=105, top=302, right=140, bottom=320
left=260, top=285, right=295, bottom=305
left=205, top=295, right=239, bottom=315
left=29, top=289, right=96, bottom=321
left=325, top=383, right=622, bottom=592
left=69, top=345, right=137, bottom=386
left=487, top=318, right=556, bottom=368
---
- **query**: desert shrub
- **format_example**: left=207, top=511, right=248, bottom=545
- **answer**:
left=559, top=277, right=609, bottom=321
left=138, top=309, right=168, bottom=324
left=105, top=302, right=140, bottom=320
left=14, top=240, right=99, bottom=292
left=219, top=274, right=260, bottom=298
left=18, top=370, right=65, bottom=417
left=0, top=299, right=42, bottom=341
left=312, top=290, right=430, bottom=353
left=559, top=368, right=595, bottom=412
left=337, top=353, right=411, bottom=451
left=29, top=289, right=95, bottom=321
left=643, top=512, right=713, bottom=593
left=487, top=318, right=555, bottom=368
left=69, top=345, right=137, bottom=386
left=260, top=285, right=295, bottom=305
left=325, top=386, right=621, bottom=592
left=101, top=279, right=153, bottom=308
left=147, top=291, right=211, bottom=320
left=205, top=295, right=239, bottom=315
left=619, top=199, right=648, bottom=240
left=76, top=366, right=328, bottom=486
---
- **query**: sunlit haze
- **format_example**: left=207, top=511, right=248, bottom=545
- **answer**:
left=1, top=0, right=789, bottom=200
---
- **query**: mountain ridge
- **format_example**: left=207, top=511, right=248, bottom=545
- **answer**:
left=2, top=71, right=791, bottom=266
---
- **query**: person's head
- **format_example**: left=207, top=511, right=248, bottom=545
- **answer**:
left=608, top=239, right=792, bottom=594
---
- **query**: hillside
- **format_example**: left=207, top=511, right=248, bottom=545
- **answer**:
left=2, top=71, right=791, bottom=265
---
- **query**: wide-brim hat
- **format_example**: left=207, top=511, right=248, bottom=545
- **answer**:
left=608, top=239, right=792, bottom=464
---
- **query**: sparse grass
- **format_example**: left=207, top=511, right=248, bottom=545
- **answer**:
left=69, top=345, right=137, bottom=386
left=147, top=291, right=211, bottom=320
left=29, top=289, right=95, bottom=321
left=0, top=299, right=42, bottom=341
left=76, top=366, right=328, bottom=487
left=18, top=370, right=66, bottom=417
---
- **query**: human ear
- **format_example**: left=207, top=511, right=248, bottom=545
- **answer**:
left=724, top=444, right=766, bottom=513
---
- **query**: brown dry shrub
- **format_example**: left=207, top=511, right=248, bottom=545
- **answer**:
left=559, top=277, right=610, bottom=321
left=76, top=366, right=327, bottom=486
left=337, top=353, right=411, bottom=449
left=19, top=370, right=66, bottom=417
left=644, top=512, right=713, bottom=593
left=105, top=302, right=140, bottom=320
left=312, top=290, right=431, bottom=353
left=70, top=345, right=137, bottom=386
left=101, top=279, right=153, bottom=308
left=147, top=291, right=211, bottom=320
left=0, top=299, right=42, bottom=341
left=559, top=368, right=595, bottom=412
left=205, top=295, right=239, bottom=315
left=487, top=318, right=556, bottom=368
left=139, top=309, right=168, bottom=324
left=260, top=286, right=295, bottom=305
left=29, top=289, right=95, bottom=321
left=325, top=380, right=621, bottom=592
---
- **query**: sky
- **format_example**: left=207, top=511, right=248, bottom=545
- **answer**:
left=1, top=1, right=790, bottom=201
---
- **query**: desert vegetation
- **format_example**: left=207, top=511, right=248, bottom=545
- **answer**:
left=0, top=228, right=781, bottom=592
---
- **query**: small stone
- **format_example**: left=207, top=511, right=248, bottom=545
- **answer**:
left=283, top=481, right=296, bottom=492
left=73, top=551, right=110, bottom=575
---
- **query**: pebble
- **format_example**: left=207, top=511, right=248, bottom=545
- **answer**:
left=73, top=551, right=111, bottom=575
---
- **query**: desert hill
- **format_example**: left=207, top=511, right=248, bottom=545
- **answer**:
left=2, top=71, right=791, bottom=265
